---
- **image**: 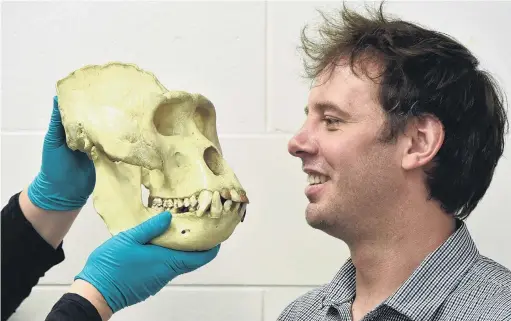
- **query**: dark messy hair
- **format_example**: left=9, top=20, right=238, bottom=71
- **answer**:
left=299, top=2, right=508, bottom=219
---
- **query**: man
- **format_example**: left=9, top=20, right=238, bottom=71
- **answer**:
left=281, top=3, right=510, bottom=321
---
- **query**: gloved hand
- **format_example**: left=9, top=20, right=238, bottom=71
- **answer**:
left=75, top=211, right=220, bottom=313
left=27, top=96, right=95, bottom=211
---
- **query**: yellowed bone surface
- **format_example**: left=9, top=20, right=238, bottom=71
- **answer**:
left=56, top=62, right=248, bottom=251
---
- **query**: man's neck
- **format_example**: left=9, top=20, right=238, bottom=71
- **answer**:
left=347, top=203, right=456, bottom=320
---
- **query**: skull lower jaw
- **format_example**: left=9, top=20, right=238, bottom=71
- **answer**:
left=148, top=204, right=243, bottom=251
left=91, top=148, right=247, bottom=251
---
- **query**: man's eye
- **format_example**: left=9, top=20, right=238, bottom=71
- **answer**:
left=323, top=117, right=341, bottom=126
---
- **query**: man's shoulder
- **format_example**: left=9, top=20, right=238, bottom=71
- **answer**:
left=446, top=255, right=511, bottom=319
left=463, top=255, right=511, bottom=291
left=276, top=286, right=327, bottom=320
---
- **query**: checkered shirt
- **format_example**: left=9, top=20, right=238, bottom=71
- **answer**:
left=278, top=220, right=511, bottom=320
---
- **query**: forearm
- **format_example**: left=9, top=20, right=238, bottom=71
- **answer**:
left=19, top=189, right=81, bottom=249
left=68, top=280, right=113, bottom=321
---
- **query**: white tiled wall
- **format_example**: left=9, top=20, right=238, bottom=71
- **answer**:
left=2, top=1, right=510, bottom=320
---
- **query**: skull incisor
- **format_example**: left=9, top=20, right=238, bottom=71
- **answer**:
left=56, top=62, right=249, bottom=251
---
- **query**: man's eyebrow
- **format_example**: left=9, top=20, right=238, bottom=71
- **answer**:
left=305, top=101, right=351, bottom=118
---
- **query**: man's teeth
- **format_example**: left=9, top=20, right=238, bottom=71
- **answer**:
left=149, top=188, right=248, bottom=220
left=308, top=174, right=328, bottom=185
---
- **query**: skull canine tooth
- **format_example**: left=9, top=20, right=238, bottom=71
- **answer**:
left=239, top=203, right=247, bottom=222
left=196, top=190, right=213, bottom=217
left=210, top=191, right=222, bottom=218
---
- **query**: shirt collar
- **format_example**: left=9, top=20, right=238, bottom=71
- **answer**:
left=321, top=257, right=357, bottom=306
left=322, top=220, right=480, bottom=320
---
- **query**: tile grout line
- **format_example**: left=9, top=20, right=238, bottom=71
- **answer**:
left=261, top=287, right=266, bottom=321
left=261, top=4, right=270, bottom=308
left=264, top=0, right=270, bottom=134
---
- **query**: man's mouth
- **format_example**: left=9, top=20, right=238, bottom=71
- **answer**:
left=307, top=174, right=329, bottom=185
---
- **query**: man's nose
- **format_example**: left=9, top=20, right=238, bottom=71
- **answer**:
left=288, top=126, right=317, bottom=158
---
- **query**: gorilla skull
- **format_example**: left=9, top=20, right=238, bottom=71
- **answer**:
left=56, top=62, right=248, bottom=251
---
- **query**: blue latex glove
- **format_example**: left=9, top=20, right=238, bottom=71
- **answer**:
left=28, top=96, right=96, bottom=211
left=75, top=211, right=220, bottom=313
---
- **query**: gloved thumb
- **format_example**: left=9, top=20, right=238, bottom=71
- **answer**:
left=127, top=211, right=172, bottom=244
left=44, top=96, right=67, bottom=149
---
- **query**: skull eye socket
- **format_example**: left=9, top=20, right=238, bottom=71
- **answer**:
left=153, top=97, right=218, bottom=144
left=193, top=105, right=210, bottom=134
left=153, top=101, right=178, bottom=136
left=204, top=146, right=224, bottom=176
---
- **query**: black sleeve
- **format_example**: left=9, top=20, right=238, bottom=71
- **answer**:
left=44, top=293, right=101, bottom=321
left=1, top=192, right=101, bottom=321
left=1, top=192, right=65, bottom=320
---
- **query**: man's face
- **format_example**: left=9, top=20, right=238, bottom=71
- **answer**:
left=288, top=63, right=404, bottom=239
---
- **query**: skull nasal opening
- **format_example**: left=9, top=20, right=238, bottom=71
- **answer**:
left=204, top=146, right=224, bottom=176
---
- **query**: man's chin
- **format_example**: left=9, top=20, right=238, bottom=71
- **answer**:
left=305, top=204, right=332, bottom=231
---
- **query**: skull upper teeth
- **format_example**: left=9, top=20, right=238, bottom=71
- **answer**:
left=308, top=174, right=328, bottom=185
left=163, top=199, right=173, bottom=208
left=220, top=188, right=231, bottom=199
left=230, top=189, right=241, bottom=202
left=148, top=188, right=248, bottom=220
left=210, top=191, right=222, bottom=218
left=190, top=194, right=198, bottom=207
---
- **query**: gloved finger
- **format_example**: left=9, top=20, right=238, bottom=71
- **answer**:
left=44, top=96, right=66, bottom=149
left=127, top=211, right=172, bottom=244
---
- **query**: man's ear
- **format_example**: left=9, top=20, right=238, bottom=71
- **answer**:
left=401, top=115, right=444, bottom=170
